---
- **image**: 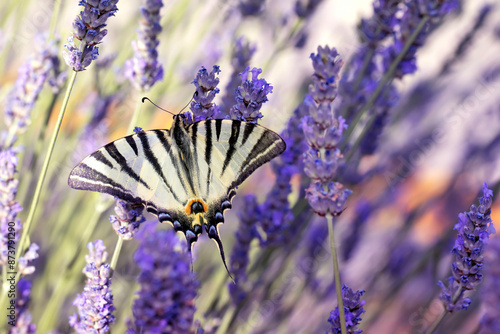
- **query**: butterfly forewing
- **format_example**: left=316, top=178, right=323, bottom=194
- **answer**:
left=68, top=130, right=188, bottom=213
left=187, top=119, right=286, bottom=202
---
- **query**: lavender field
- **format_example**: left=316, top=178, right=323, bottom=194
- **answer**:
left=1, top=0, right=500, bottom=333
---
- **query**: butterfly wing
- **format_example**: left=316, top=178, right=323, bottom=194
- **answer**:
left=68, top=130, right=194, bottom=232
left=186, top=119, right=285, bottom=259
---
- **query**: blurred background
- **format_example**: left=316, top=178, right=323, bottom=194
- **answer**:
left=1, top=0, right=500, bottom=333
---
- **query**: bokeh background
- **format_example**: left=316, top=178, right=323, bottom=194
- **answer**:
left=1, top=0, right=500, bottom=333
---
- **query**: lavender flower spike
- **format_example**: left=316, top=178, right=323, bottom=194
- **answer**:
left=69, top=240, right=115, bottom=333
left=63, top=0, right=119, bottom=71
left=327, top=285, right=366, bottom=334
left=230, top=67, right=273, bottom=124
left=438, top=183, right=495, bottom=312
left=229, top=194, right=260, bottom=303
left=238, top=0, right=266, bottom=16
left=479, top=237, right=500, bottom=333
left=187, top=65, right=222, bottom=124
left=128, top=225, right=199, bottom=333
left=9, top=279, right=36, bottom=333
left=18, top=243, right=39, bottom=276
left=125, top=0, right=164, bottom=91
left=109, top=199, right=145, bottom=240
left=4, top=38, right=60, bottom=137
left=303, top=46, right=352, bottom=216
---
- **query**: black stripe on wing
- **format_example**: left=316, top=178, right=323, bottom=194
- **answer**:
left=68, top=164, right=142, bottom=204
left=138, top=131, right=182, bottom=203
left=204, top=120, right=213, bottom=164
left=241, top=122, right=256, bottom=145
left=105, top=142, right=150, bottom=190
left=221, top=120, right=241, bottom=176
left=92, top=150, right=113, bottom=169
left=155, top=130, right=191, bottom=198
left=215, top=119, right=222, bottom=140
left=125, top=136, right=139, bottom=155
left=230, top=129, right=286, bottom=189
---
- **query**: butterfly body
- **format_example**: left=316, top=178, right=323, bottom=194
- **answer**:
left=69, top=115, right=286, bottom=270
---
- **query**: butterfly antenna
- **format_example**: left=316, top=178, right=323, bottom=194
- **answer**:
left=141, top=97, right=176, bottom=116
left=177, top=91, right=197, bottom=115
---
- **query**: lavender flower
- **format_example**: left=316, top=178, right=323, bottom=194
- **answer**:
left=69, top=240, right=115, bottom=333
left=0, top=148, right=22, bottom=266
left=295, top=0, right=323, bottom=18
left=125, top=0, right=164, bottom=91
left=63, top=0, right=119, bottom=71
left=300, top=222, right=328, bottom=290
left=479, top=237, right=500, bottom=334
left=342, top=199, right=372, bottom=261
left=4, top=38, right=60, bottom=138
left=387, top=1, right=458, bottom=78
left=238, top=0, right=266, bottom=16
left=18, top=243, right=39, bottom=276
left=229, top=195, right=260, bottom=303
left=303, top=46, right=352, bottom=216
left=339, top=1, right=457, bottom=159
left=220, top=37, right=256, bottom=113
left=327, top=285, right=366, bottom=334
left=255, top=100, right=309, bottom=246
left=230, top=67, right=273, bottom=123
left=186, top=65, right=222, bottom=124
left=9, top=279, right=36, bottom=334
left=359, top=0, right=400, bottom=45
left=109, top=199, right=145, bottom=240
left=128, top=225, right=199, bottom=333
left=258, top=164, right=295, bottom=246
left=438, top=183, right=495, bottom=312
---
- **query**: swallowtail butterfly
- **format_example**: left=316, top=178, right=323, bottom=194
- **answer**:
left=68, top=114, right=286, bottom=273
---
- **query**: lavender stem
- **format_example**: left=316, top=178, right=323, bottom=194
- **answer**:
left=427, top=282, right=465, bottom=334
left=327, top=213, right=347, bottom=334
left=48, top=0, right=63, bottom=39
left=109, top=238, right=123, bottom=271
left=17, top=71, right=77, bottom=262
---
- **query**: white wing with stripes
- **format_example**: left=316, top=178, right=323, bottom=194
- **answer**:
left=68, top=117, right=286, bottom=273
left=68, top=130, right=189, bottom=213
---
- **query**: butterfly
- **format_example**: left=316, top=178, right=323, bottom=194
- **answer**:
left=68, top=113, right=286, bottom=274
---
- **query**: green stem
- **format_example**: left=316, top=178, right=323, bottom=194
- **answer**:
left=327, top=213, right=347, bottom=334
left=216, top=305, right=235, bottom=334
left=426, top=311, right=447, bottom=334
left=48, top=0, right=63, bottom=39
left=17, top=71, right=78, bottom=260
left=341, top=16, right=430, bottom=154
left=110, top=238, right=123, bottom=271
left=425, top=285, right=463, bottom=334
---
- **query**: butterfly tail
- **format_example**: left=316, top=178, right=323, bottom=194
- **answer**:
left=206, top=224, right=234, bottom=282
